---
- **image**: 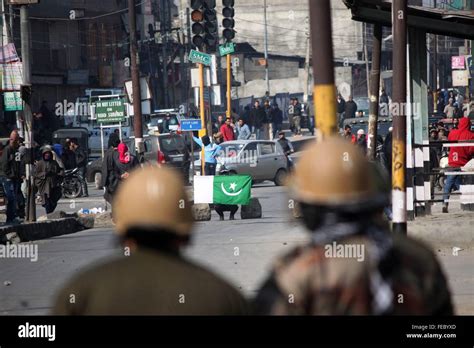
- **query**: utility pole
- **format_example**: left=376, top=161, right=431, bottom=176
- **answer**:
left=363, top=22, right=371, bottom=98
left=128, top=0, right=144, bottom=158
left=20, top=5, right=35, bottom=222
left=432, top=0, right=438, bottom=111
left=309, top=0, right=337, bottom=140
left=263, top=0, right=270, bottom=95
left=186, top=7, right=192, bottom=113
left=226, top=53, right=231, bottom=118
left=303, top=17, right=311, bottom=103
left=160, top=0, right=168, bottom=108
left=198, top=60, right=205, bottom=175
left=392, top=0, right=408, bottom=235
left=367, top=24, right=382, bottom=161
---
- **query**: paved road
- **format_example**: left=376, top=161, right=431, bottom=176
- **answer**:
left=1, top=183, right=472, bottom=315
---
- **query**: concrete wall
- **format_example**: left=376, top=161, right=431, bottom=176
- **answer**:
left=243, top=57, right=300, bottom=81
left=236, top=69, right=308, bottom=99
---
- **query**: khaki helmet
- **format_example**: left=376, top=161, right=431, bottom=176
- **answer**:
left=113, top=166, right=193, bottom=238
left=290, top=136, right=387, bottom=211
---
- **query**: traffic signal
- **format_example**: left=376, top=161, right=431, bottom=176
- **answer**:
left=203, top=0, right=217, bottom=51
left=191, top=0, right=205, bottom=49
left=190, top=0, right=217, bottom=51
left=222, top=0, right=235, bottom=42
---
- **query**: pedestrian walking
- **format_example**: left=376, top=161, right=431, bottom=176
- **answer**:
left=262, top=99, right=272, bottom=140
left=250, top=100, right=265, bottom=139
left=220, top=117, right=236, bottom=142
left=34, top=147, right=63, bottom=214
left=0, top=131, right=21, bottom=224
left=270, top=103, right=283, bottom=139
left=277, top=131, right=294, bottom=170
left=344, top=95, right=358, bottom=119
left=52, top=166, right=250, bottom=315
left=254, top=137, right=453, bottom=315
left=292, top=98, right=302, bottom=136
left=444, top=98, right=456, bottom=118
left=61, top=139, right=76, bottom=170
left=113, top=143, right=140, bottom=184
left=336, top=94, right=346, bottom=129
left=356, top=129, right=367, bottom=154
left=102, top=133, right=121, bottom=205
left=236, top=118, right=251, bottom=140
left=442, top=117, right=474, bottom=213
left=213, top=115, right=225, bottom=135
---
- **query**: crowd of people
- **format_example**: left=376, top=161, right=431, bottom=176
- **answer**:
left=0, top=132, right=94, bottom=222
left=212, top=99, right=286, bottom=141
left=429, top=87, right=474, bottom=119
left=101, top=132, right=140, bottom=207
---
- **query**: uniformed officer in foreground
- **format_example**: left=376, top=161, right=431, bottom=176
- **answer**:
left=254, top=136, right=453, bottom=315
left=53, top=166, right=249, bottom=315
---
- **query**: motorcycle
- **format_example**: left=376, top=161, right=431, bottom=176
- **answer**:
left=61, top=168, right=85, bottom=199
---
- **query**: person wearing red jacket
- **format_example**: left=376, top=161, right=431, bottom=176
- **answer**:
left=220, top=117, right=235, bottom=142
left=443, top=117, right=474, bottom=213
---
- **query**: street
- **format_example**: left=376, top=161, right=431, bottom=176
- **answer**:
left=1, top=183, right=472, bottom=315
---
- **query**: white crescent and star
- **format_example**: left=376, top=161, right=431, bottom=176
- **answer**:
left=220, top=182, right=242, bottom=197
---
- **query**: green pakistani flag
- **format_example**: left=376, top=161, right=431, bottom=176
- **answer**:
left=194, top=175, right=252, bottom=205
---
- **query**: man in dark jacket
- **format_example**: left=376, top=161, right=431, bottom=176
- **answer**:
left=240, top=105, right=251, bottom=125
left=61, top=139, right=76, bottom=170
left=262, top=99, right=272, bottom=140
left=292, top=98, right=302, bottom=136
left=250, top=100, right=266, bottom=139
left=271, top=103, right=283, bottom=139
left=336, top=94, right=346, bottom=129
left=344, top=95, right=358, bottom=119
left=52, top=167, right=249, bottom=315
left=0, top=131, right=21, bottom=223
left=102, top=133, right=121, bottom=205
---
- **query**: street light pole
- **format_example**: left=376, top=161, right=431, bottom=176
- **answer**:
left=20, top=5, right=35, bottom=222
left=309, top=0, right=337, bottom=140
left=128, top=0, right=144, bottom=159
left=263, top=0, right=270, bottom=95
left=392, top=0, right=408, bottom=235
left=367, top=24, right=382, bottom=161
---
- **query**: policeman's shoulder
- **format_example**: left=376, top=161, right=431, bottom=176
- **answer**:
left=391, top=233, right=443, bottom=272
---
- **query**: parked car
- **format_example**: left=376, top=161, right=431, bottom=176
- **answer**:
left=288, top=136, right=316, bottom=165
left=86, top=157, right=103, bottom=189
left=216, top=140, right=289, bottom=186
left=343, top=117, right=393, bottom=140
left=87, top=133, right=191, bottom=187
left=353, top=97, right=370, bottom=116
left=146, top=111, right=180, bottom=133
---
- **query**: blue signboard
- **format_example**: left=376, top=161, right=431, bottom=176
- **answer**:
left=181, top=119, right=202, bottom=131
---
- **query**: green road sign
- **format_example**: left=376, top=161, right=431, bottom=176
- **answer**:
left=94, top=98, right=126, bottom=123
left=189, top=50, right=212, bottom=66
left=219, top=43, right=235, bottom=56
left=4, top=92, right=23, bottom=111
